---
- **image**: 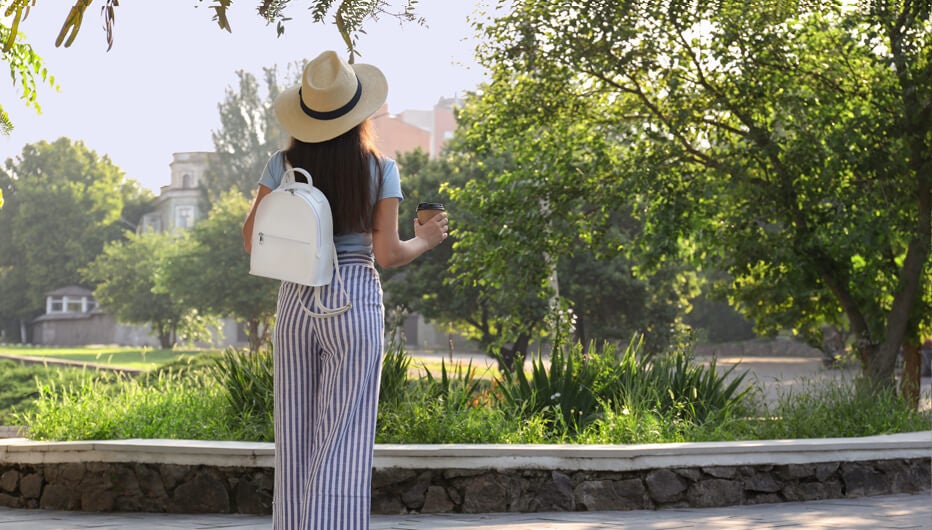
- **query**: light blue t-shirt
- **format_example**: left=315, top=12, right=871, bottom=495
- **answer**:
left=258, top=151, right=403, bottom=255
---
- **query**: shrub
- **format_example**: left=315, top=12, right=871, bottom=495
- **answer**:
left=209, top=347, right=274, bottom=441
left=18, top=369, right=229, bottom=441
left=755, top=377, right=931, bottom=440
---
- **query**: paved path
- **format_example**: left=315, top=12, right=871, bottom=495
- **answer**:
left=0, top=493, right=928, bottom=529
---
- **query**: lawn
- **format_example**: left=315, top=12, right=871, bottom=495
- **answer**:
left=0, top=344, right=210, bottom=371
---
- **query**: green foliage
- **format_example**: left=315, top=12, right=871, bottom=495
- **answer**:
left=161, top=191, right=278, bottom=351
left=12, top=344, right=928, bottom=444
left=18, top=369, right=228, bottom=441
left=209, top=347, right=274, bottom=441
left=470, top=0, right=932, bottom=387
left=495, top=345, right=600, bottom=435
left=376, top=390, right=509, bottom=444
left=0, top=139, right=151, bottom=330
left=0, top=360, right=91, bottom=424
left=756, top=378, right=932, bottom=440
left=81, top=231, right=195, bottom=349
left=419, top=358, right=486, bottom=412
left=494, top=337, right=752, bottom=437
left=204, top=68, right=292, bottom=203
left=381, top=149, right=511, bottom=353
left=378, top=337, right=411, bottom=408
left=0, top=21, right=57, bottom=134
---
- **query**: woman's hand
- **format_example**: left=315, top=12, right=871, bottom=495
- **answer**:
left=413, top=212, right=449, bottom=250
left=372, top=199, right=449, bottom=269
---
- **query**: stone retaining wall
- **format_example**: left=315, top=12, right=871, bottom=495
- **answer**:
left=0, top=434, right=929, bottom=515
left=0, top=459, right=928, bottom=515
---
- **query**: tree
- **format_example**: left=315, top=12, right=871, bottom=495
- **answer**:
left=0, top=138, right=152, bottom=340
left=380, top=149, right=541, bottom=366
left=0, top=20, right=57, bottom=135
left=1, top=1, right=420, bottom=58
left=162, top=191, right=279, bottom=352
left=471, top=1, right=931, bottom=390
left=203, top=67, right=293, bottom=203
left=0, top=1, right=418, bottom=135
left=82, top=231, right=200, bottom=349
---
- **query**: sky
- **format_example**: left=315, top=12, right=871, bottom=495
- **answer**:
left=0, top=1, right=493, bottom=193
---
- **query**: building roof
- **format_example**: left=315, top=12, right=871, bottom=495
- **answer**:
left=45, top=285, right=93, bottom=297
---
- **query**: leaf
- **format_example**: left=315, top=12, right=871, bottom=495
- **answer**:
left=2, top=0, right=30, bottom=53
left=56, top=0, right=94, bottom=48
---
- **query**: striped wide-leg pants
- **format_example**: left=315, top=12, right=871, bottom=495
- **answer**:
left=272, top=254, right=384, bottom=530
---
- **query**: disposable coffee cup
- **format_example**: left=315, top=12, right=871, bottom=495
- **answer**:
left=416, top=202, right=445, bottom=225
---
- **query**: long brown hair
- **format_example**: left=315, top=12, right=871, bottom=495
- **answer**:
left=284, top=119, right=383, bottom=235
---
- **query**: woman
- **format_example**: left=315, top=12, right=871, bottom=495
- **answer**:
left=242, top=50, right=448, bottom=529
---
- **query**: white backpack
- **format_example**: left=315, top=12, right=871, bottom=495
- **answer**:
left=249, top=166, right=351, bottom=317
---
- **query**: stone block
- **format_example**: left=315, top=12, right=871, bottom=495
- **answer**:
left=20, top=473, right=43, bottom=500
left=0, top=493, right=23, bottom=509
left=233, top=477, right=272, bottom=515
left=686, top=479, right=744, bottom=508
left=674, top=468, right=702, bottom=481
left=525, top=471, right=574, bottom=512
left=0, top=470, right=19, bottom=494
left=171, top=471, right=231, bottom=513
left=372, top=468, right=417, bottom=489
left=461, top=473, right=510, bottom=513
left=133, top=464, right=170, bottom=512
left=743, top=472, right=782, bottom=493
left=442, top=469, right=486, bottom=479
left=746, top=492, right=782, bottom=505
left=40, top=484, right=81, bottom=511
left=401, top=471, right=433, bottom=509
left=81, top=485, right=115, bottom=512
left=371, top=494, right=406, bottom=515
left=814, top=462, right=840, bottom=482
left=775, top=464, right=816, bottom=480
left=159, top=464, right=189, bottom=490
left=646, top=469, right=687, bottom=503
left=841, top=463, right=889, bottom=498
left=574, top=479, right=646, bottom=511
left=421, top=485, right=455, bottom=513
left=60, top=462, right=86, bottom=485
left=702, top=466, right=737, bottom=479
left=782, top=480, right=842, bottom=502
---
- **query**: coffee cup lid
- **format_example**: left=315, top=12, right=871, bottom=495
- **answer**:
left=417, top=202, right=445, bottom=211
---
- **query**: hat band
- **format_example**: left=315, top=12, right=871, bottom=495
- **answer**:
left=299, top=77, right=363, bottom=121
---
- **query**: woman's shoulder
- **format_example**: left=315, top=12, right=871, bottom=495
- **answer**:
left=371, top=154, right=396, bottom=171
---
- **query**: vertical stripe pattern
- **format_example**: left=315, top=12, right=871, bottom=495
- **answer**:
left=273, top=253, right=384, bottom=530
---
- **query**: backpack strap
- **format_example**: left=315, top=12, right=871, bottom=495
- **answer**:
left=296, top=246, right=352, bottom=318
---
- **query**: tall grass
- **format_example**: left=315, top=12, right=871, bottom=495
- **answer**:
left=210, top=347, right=274, bottom=441
left=755, top=378, right=931, bottom=439
left=13, top=339, right=929, bottom=444
left=18, top=369, right=230, bottom=441
left=492, top=336, right=753, bottom=439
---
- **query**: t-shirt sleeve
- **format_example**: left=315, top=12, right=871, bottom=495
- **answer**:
left=258, top=151, right=286, bottom=190
left=378, top=158, right=404, bottom=201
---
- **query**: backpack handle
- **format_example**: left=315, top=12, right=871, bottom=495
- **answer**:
left=282, top=166, right=313, bottom=187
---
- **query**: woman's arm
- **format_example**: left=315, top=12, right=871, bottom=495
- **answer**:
left=372, top=197, right=448, bottom=268
left=242, top=184, right=273, bottom=254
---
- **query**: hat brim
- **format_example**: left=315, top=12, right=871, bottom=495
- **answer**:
left=275, top=63, right=387, bottom=143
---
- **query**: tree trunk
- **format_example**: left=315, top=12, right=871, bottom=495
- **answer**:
left=498, top=332, right=531, bottom=373
left=900, top=340, right=921, bottom=409
left=246, top=318, right=261, bottom=353
left=158, top=330, right=173, bottom=349
left=154, top=321, right=175, bottom=349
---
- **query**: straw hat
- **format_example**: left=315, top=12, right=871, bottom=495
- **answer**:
left=275, top=51, right=387, bottom=143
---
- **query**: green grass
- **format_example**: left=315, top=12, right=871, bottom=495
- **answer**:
left=4, top=343, right=929, bottom=444
left=0, top=360, right=93, bottom=424
left=0, top=344, right=212, bottom=371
